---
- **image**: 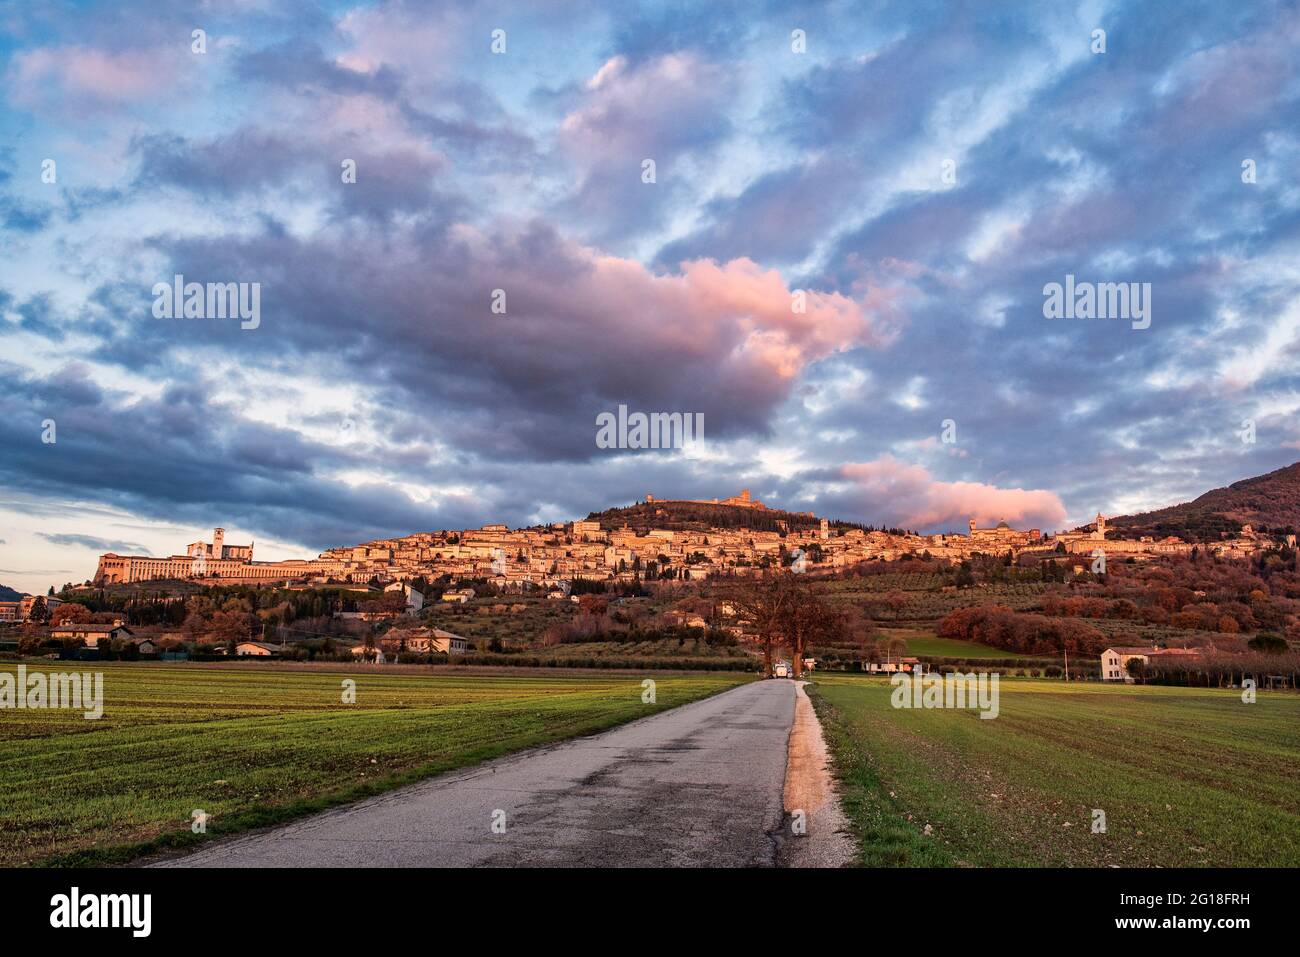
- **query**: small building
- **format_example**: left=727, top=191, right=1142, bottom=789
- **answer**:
left=384, top=581, right=425, bottom=613
left=440, top=588, right=475, bottom=604
left=428, top=629, right=471, bottom=654
left=394, top=628, right=472, bottom=655
left=350, top=643, right=387, bottom=664
left=864, top=656, right=921, bottom=674
left=234, top=640, right=281, bottom=657
left=49, top=623, right=133, bottom=648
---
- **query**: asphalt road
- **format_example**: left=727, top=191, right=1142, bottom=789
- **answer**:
left=155, top=679, right=800, bottom=868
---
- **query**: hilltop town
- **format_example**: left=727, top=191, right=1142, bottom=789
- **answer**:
left=85, top=489, right=1282, bottom=593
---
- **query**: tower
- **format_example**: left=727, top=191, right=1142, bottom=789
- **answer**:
left=213, top=527, right=225, bottom=557
left=820, top=518, right=829, bottom=540
left=969, top=517, right=977, bottom=536
left=1094, top=513, right=1106, bottom=540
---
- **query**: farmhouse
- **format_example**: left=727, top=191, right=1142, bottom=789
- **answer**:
left=1101, top=645, right=1204, bottom=682
left=233, top=640, right=281, bottom=657
left=49, top=622, right=133, bottom=648
left=386, top=627, right=472, bottom=655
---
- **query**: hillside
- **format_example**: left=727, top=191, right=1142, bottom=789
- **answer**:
left=1107, top=460, right=1300, bottom=540
left=586, top=499, right=887, bottom=535
left=0, top=584, right=23, bottom=601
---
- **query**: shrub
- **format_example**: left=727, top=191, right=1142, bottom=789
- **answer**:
left=1248, top=632, right=1288, bottom=654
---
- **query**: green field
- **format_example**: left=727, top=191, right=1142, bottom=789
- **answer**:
left=893, top=632, right=1032, bottom=660
left=0, top=662, right=748, bottom=866
left=810, top=674, right=1300, bottom=867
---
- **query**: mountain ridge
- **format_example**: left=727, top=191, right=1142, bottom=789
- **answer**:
left=1107, top=460, right=1300, bottom=540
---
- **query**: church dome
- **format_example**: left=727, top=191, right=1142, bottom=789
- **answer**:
left=996, top=520, right=1010, bottom=530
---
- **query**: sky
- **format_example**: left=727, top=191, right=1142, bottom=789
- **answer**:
left=2, top=0, right=1300, bottom=595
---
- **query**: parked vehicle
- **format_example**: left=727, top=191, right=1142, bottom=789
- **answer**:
left=773, top=662, right=790, bottom=678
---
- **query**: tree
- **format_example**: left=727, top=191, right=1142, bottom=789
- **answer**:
left=1248, top=632, right=1288, bottom=654
left=776, top=575, right=837, bottom=678
left=50, top=602, right=92, bottom=626
left=207, top=610, right=259, bottom=644
left=723, top=573, right=792, bottom=677
left=27, top=596, right=48, bottom=624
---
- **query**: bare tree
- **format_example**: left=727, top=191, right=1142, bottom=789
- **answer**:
left=721, top=573, right=791, bottom=677
left=721, top=573, right=842, bottom=678
left=778, top=575, right=838, bottom=678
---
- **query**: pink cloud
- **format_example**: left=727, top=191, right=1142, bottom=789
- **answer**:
left=839, top=457, right=1067, bottom=531
left=336, top=2, right=465, bottom=84
left=472, top=242, right=895, bottom=395
left=8, top=45, right=178, bottom=109
left=560, top=52, right=729, bottom=159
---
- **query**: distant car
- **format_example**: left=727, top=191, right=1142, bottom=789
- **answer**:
left=773, top=663, right=790, bottom=678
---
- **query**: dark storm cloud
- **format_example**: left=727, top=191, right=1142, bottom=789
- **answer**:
left=91, top=214, right=884, bottom=465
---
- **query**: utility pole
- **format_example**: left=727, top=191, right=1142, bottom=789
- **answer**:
left=1064, top=645, right=1070, bottom=681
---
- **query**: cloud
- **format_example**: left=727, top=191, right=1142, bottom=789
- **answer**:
left=3, top=0, right=1300, bottom=565
left=837, top=457, right=1068, bottom=532
left=7, top=44, right=181, bottom=111
left=133, top=129, right=450, bottom=222
left=37, top=533, right=153, bottom=555
left=556, top=52, right=735, bottom=243
left=108, top=221, right=895, bottom=460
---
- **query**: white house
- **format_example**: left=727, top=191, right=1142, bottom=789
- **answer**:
left=1101, top=645, right=1203, bottom=682
left=397, top=628, right=470, bottom=655
left=360, top=628, right=472, bottom=661
left=234, top=640, right=281, bottom=657
left=384, top=581, right=425, bottom=613
left=427, top=629, right=471, bottom=654
left=49, top=622, right=132, bottom=648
